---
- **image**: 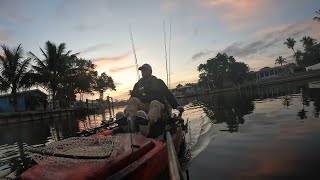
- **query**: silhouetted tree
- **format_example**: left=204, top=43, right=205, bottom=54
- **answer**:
left=198, top=53, right=248, bottom=89
left=301, top=36, right=317, bottom=52
left=73, top=58, right=98, bottom=101
left=176, top=84, right=183, bottom=88
left=228, top=62, right=249, bottom=86
left=314, top=9, right=320, bottom=22
left=94, top=72, right=116, bottom=100
left=284, top=37, right=296, bottom=57
left=0, top=44, right=33, bottom=111
left=197, top=92, right=254, bottom=132
left=29, top=41, right=78, bottom=109
left=275, top=56, right=287, bottom=66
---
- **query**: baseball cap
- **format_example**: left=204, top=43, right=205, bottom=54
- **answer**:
left=138, top=63, right=152, bottom=71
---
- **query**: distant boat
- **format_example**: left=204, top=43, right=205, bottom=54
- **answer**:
left=309, top=81, right=320, bottom=89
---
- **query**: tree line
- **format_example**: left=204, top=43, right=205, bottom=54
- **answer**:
left=0, top=41, right=116, bottom=111
left=193, top=11, right=320, bottom=90
left=280, top=36, right=320, bottom=67
left=196, top=34, right=320, bottom=90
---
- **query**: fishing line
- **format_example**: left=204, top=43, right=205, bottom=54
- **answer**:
left=129, top=23, right=140, bottom=81
left=163, top=20, right=169, bottom=86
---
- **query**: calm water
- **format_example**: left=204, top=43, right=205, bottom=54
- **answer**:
left=1, top=80, right=320, bottom=179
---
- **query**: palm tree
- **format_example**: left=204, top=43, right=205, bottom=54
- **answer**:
left=275, top=56, right=287, bottom=66
left=314, top=9, right=320, bottom=22
left=29, top=41, right=77, bottom=109
left=94, top=72, right=116, bottom=100
left=0, top=44, right=32, bottom=112
left=284, top=38, right=296, bottom=54
left=300, top=36, right=316, bottom=52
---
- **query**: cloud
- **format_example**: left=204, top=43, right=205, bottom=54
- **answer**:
left=56, top=0, right=113, bottom=31
left=161, top=0, right=178, bottom=11
left=74, top=24, right=98, bottom=32
left=221, top=20, right=318, bottom=59
left=201, top=0, right=268, bottom=20
left=192, top=49, right=215, bottom=60
left=93, top=52, right=134, bottom=73
left=94, top=52, right=132, bottom=63
left=0, top=0, right=32, bottom=25
left=200, top=0, right=271, bottom=31
left=109, top=65, right=137, bottom=73
left=79, top=43, right=111, bottom=54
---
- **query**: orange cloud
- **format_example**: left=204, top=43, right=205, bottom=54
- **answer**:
left=109, top=64, right=137, bottom=73
left=94, top=52, right=132, bottom=63
left=79, top=43, right=111, bottom=54
left=202, top=0, right=268, bottom=19
left=161, top=0, right=178, bottom=12
left=201, top=0, right=270, bottom=30
left=94, top=52, right=133, bottom=73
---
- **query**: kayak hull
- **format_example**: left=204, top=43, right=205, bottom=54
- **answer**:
left=21, top=128, right=184, bottom=180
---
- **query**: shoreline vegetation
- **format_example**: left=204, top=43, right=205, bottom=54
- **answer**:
left=175, top=70, right=320, bottom=99
left=0, top=41, right=116, bottom=112
left=174, top=34, right=320, bottom=98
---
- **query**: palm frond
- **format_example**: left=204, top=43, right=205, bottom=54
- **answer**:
left=40, top=47, right=48, bottom=59
left=0, top=75, right=10, bottom=92
left=29, top=52, right=47, bottom=69
left=17, top=58, right=31, bottom=81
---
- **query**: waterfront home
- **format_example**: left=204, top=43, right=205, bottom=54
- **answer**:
left=173, top=85, right=197, bottom=98
left=0, top=89, right=47, bottom=113
left=306, top=63, right=320, bottom=71
left=254, top=63, right=297, bottom=81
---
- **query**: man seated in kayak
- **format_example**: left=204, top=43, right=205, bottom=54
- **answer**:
left=116, top=63, right=184, bottom=136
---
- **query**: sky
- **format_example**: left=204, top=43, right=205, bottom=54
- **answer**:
left=0, top=0, right=320, bottom=100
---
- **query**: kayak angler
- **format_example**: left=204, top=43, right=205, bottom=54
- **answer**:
left=116, top=63, right=184, bottom=137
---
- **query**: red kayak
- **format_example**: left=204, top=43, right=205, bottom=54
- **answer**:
left=20, top=119, right=185, bottom=180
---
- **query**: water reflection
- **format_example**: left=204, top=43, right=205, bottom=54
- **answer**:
left=0, top=112, right=95, bottom=177
left=195, top=92, right=254, bottom=133
left=282, top=95, right=292, bottom=108
left=0, top=106, right=126, bottom=178
left=185, top=81, right=320, bottom=179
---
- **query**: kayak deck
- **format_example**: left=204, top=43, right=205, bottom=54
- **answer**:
left=21, top=128, right=184, bottom=180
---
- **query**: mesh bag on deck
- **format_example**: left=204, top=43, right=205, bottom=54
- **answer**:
left=25, top=136, right=122, bottom=165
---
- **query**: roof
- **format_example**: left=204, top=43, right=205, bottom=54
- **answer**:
left=257, top=63, right=296, bottom=72
left=176, top=86, right=192, bottom=90
left=0, top=89, right=47, bottom=98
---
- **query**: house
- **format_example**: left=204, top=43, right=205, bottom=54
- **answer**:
left=254, top=63, right=296, bottom=81
left=172, top=86, right=196, bottom=98
left=0, top=89, right=47, bottom=113
left=306, top=63, right=320, bottom=71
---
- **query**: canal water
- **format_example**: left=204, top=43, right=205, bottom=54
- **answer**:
left=0, top=80, right=320, bottom=179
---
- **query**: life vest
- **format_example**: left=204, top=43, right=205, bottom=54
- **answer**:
left=135, top=76, right=162, bottom=103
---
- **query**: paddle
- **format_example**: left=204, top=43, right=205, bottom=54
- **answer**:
left=166, top=110, right=185, bottom=180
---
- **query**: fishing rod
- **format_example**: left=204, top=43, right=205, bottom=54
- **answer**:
left=168, top=17, right=172, bottom=89
left=163, top=20, right=169, bottom=87
left=129, top=23, right=140, bottom=81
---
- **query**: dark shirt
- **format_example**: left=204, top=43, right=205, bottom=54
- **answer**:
left=131, top=75, right=179, bottom=109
